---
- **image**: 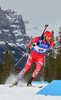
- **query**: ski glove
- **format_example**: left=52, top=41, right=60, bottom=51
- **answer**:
left=26, top=47, right=31, bottom=51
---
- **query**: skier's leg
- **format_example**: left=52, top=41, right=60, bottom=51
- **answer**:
left=19, top=55, right=34, bottom=78
left=14, top=52, right=35, bottom=85
left=27, top=57, right=44, bottom=86
left=32, top=57, right=44, bottom=78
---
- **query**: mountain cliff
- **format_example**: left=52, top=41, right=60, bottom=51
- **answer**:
left=0, top=7, right=30, bottom=69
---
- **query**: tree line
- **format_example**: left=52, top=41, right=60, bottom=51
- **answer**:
left=44, top=27, right=61, bottom=82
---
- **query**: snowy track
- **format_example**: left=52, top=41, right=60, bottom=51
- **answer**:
left=0, top=84, right=61, bottom=100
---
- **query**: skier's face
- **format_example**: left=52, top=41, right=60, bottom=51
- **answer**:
left=44, top=37, right=51, bottom=43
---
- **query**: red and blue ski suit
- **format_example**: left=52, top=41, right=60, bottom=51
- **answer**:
left=19, top=36, right=53, bottom=79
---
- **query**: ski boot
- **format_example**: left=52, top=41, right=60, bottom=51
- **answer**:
left=27, top=77, right=34, bottom=86
left=9, top=77, right=20, bottom=87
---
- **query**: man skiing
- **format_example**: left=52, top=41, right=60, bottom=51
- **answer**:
left=12, top=31, right=53, bottom=87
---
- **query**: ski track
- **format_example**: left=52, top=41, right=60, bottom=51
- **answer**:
left=0, top=84, right=61, bottom=100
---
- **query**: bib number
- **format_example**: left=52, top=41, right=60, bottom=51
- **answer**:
left=38, top=49, right=44, bottom=52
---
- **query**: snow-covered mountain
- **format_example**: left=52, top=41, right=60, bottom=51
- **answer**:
left=0, top=7, right=30, bottom=68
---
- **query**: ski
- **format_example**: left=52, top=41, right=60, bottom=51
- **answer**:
left=9, top=84, right=43, bottom=88
left=9, top=84, right=16, bottom=87
left=26, top=85, right=43, bottom=88
left=9, top=81, right=18, bottom=87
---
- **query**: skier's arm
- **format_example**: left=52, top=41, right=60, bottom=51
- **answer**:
left=47, top=40, right=53, bottom=52
left=27, top=37, right=39, bottom=48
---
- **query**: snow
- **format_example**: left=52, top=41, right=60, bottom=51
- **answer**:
left=3, top=29, right=9, bottom=32
left=15, top=20, right=19, bottom=23
left=8, top=43, right=16, bottom=47
left=16, top=43, right=25, bottom=48
left=5, top=14, right=12, bottom=20
left=0, top=41, right=5, bottom=45
left=10, top=25, right=20, bottom=28
left=10, top=25, right=18, bottom=27
left=16, top=38, right=23, bottom=42
left=0, top=75, right=61, bottom=100
left=14, top=32, right=22, bottom=36
left=12, top=51, right=15, bottom=54
left=8, top=33, right=11, bottom=36
left=0, top=30, right=2, bottom=34
left=5, top=14, right=16, bottom=22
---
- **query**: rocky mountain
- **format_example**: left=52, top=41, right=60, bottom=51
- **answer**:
left=0, top=7, right=30, bottom=69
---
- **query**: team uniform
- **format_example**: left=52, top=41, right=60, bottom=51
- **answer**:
left=11, top=31, right=53, bottom=87
left=19, top=36, right=53, bottom=79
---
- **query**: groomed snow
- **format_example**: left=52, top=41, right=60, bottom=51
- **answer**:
left=0, top=74, right=61, bottom=100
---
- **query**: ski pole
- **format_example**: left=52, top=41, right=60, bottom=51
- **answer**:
left=14, top=50, right=28, bottom=67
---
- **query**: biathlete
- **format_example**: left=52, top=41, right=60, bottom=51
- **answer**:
left=12, top=31, right=53, bottom=86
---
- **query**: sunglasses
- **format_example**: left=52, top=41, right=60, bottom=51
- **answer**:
left=46, top=37, right=51, bottom=39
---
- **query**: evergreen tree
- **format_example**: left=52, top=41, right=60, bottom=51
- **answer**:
left=55, top=27, right=61, bottom=79
left=0, top=64, right=3, bottom=74
left=0, top=46, right=15, bottom=84
left=44, top=31, right=56, bottom=82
